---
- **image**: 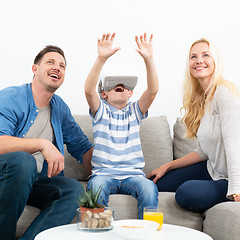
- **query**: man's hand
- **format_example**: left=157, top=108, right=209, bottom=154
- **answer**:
left=135, top=33, right=153, bottom=59
left=98, top=33, right=121, bottom=60
left=40, top=139, right=64, bottom=178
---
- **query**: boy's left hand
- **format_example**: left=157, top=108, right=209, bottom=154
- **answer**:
left=135, top=33, right=153, bottom=59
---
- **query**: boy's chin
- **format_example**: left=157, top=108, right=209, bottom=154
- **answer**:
left=107, top=99, right=129, bottom=108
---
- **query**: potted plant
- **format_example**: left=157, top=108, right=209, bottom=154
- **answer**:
left=78, top=185, right=105, bottom=213
left=77, top=185, right=113, bottom=229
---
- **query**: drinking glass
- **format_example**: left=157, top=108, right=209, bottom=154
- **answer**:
left=143, top=206, right=163, bottom=230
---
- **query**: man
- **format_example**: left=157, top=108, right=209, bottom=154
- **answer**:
left=0, top=45, right=93, bottom=240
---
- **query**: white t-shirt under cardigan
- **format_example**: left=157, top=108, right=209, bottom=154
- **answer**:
left=90, top=100, right=147, bottom=179
left=195, top=85, right=240, bottom=198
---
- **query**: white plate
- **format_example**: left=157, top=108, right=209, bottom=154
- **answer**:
left=113, top=219, right=159, bottom=240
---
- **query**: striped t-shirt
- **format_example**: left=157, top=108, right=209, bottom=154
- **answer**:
left=90, top=100, right=147, bottom=179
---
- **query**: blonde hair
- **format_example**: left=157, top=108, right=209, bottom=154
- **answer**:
left=182, top=38, right=237, bottom=138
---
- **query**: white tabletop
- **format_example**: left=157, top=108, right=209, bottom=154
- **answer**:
left=35, top=223, right=213, bottom=240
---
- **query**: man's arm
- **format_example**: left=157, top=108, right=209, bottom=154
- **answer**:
left=84, top=33, right=121, bottom=116
left=0, top=135, right=64, bottom=178
left=135, top=33, right=159, bottom=115
left=0, top=135, right=44, bottom=155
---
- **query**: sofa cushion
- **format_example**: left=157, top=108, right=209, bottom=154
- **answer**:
left=141, top=116, right=173, bottom=175
left=173, top=117, right=197, bottom=159
left=64, top=115, right=93, bottom=181
left=64, top=146, right=90, bottom=181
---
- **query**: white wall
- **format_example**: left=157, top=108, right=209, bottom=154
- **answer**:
left=1, top=0, right=240, bottom=133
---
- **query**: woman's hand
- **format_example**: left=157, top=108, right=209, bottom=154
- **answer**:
left=147, top=163, right=170, bottom=183
left=233, top=194, right=240, bottom=202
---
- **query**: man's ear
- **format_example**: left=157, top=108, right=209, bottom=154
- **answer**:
left=32, top=64, right=38, bottom=75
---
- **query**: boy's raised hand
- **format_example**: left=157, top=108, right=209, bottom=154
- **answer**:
left=98, top=33, right=121, bottom=60
left=135, top=33, right=153, bottom=59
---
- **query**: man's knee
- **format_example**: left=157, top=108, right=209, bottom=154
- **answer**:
left=57, top=177, right=84, bottom=200
left=0, top=151, right=37, bottom=179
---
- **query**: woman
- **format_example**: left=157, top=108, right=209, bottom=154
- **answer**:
left=147, top=38, right=240, bottom=213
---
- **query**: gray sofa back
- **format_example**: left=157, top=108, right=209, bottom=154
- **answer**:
left=64, top=115, right=175, bottom=180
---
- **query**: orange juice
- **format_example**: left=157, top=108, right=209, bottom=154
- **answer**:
left=143, top=211, right=163, bottom=230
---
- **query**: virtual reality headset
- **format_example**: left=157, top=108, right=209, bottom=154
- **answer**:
left=98, top=76, right=138, bottom=93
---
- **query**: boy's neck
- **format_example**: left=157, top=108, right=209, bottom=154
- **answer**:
left=105, top=100, right=128, bottom=110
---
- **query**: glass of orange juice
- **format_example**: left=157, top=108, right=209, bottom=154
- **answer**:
left=143, top=206, right=163, bottom=230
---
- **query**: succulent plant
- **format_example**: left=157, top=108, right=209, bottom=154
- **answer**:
left=79, top=185, right=104, bottom=209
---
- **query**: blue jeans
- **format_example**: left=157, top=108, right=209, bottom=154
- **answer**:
left=0, top=152, right=84, bottom=240
left=152, top=161, right=231, bottom=213
left=87, top=175, right=158, bottom=219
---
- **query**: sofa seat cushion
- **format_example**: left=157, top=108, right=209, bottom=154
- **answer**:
left=158, top=192, right=203, bottom=231
left=80, top=182, right=203, bottom=230
left=109, top=195, right=138, bottom=220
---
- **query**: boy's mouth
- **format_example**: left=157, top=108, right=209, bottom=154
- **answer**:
left=115, top=87, right=124, bottom=92
left=114, top=85, right=124, bottom=92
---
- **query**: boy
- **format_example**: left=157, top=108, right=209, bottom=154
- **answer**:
left=84, top=32, right=159, bottom=218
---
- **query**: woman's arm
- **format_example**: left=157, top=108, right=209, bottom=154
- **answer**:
left=216, top=86, right=240, bottom=199
left=147, top=151, right=202, bottom=183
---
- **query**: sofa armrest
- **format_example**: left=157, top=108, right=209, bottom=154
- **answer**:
left=203, top=202, right=240, bottom=240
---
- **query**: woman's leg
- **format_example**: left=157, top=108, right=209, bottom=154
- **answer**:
left=152, top=161, right=230, bottom=212
left=175, top=179, right=230, bottom=213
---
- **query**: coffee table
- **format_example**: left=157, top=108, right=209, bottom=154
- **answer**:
left=35, top=223, right=213, bottom=240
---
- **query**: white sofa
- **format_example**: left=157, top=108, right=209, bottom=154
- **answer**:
left=16, top=115, right=240, bottom=240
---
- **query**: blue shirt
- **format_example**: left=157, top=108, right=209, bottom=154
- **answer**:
left=0, top=83, right=93, bottom=175
left=90, top=100, right=147, bottom=179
